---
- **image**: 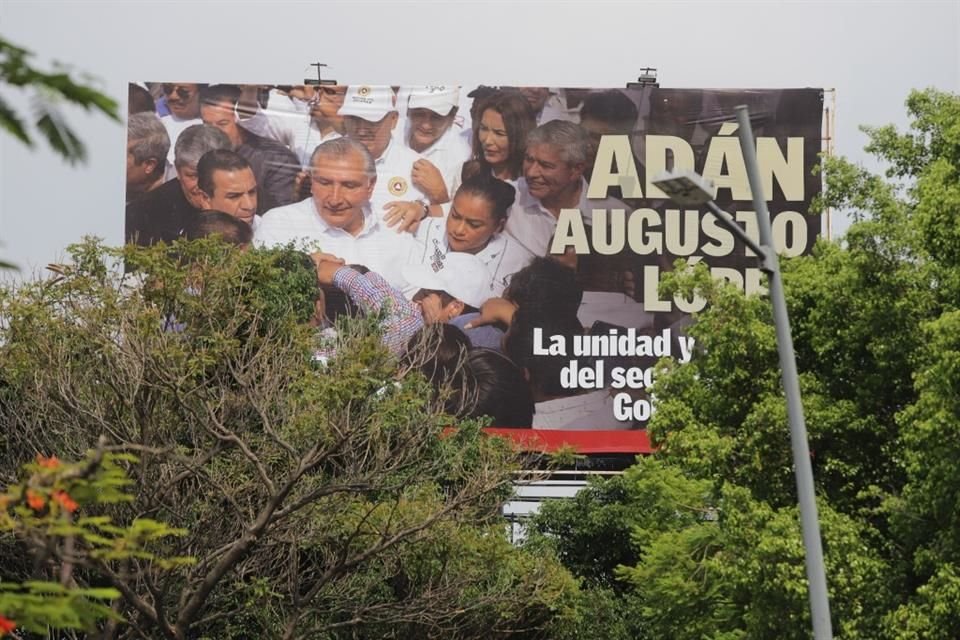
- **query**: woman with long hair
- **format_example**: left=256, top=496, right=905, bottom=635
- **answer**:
left=462, top=91, right=536, bottom=184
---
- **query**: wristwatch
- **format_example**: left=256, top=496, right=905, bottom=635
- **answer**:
left=416, top=198, right=430, bottom=221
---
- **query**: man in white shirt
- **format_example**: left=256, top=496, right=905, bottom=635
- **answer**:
left=505, top=120, right=626, bottom=258
left=158, top=83, right=204, bottom=166
left=401, top=86, right=472, bottom=204
left=337, top=86, right=435, bottom=220
left=253, top=137, right=412, bottom=290
left=505, top=120, right=653, bottom=330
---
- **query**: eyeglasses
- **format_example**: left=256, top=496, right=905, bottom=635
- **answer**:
left=162, top=84, right=194, bottom=100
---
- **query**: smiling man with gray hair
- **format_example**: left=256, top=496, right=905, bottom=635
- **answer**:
left=504, top=119, right=622, bottom=258
left=254, top=137, right=415, bottom=291
left=501, top=120, right=653, bottom=332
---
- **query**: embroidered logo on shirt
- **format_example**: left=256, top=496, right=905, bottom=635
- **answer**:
left=388, top=176, right=408, bottom=196
left=430, top=240, right=445, bottom=272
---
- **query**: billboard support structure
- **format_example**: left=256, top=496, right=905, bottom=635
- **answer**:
left=304, top=62, right=337, bottom=86
left=625, top=68, right=659, bottom=89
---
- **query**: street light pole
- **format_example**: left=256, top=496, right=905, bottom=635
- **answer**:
left=651, top=107, right=834, bottom=639
left=734, top=106, right=833, bottom=640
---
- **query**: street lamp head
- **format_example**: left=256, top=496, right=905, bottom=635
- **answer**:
left=652, top=170, right=717, bottom=206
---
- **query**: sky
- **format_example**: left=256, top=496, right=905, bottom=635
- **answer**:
left=1, top=0, right=958, bottom=275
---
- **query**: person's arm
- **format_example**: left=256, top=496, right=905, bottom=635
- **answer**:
left=237, top=86, right=299, bottom=148
left=330, top=267, right=422, bottom=355
left=381, top=200, right=445, bottom=233
left=411, top=158, right=449, bottom=204
left=463, top=297, right=518, bottom=330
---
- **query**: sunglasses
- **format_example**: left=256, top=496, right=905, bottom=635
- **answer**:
left=162, top=85, right=194, bottom=100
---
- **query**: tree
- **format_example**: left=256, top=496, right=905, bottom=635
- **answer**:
left=0, top=238, right=578, bottom=639
left=0, top=445, right=189, bottom=638
left=530, top=89, right=960, bottom=639
left=0, top=35, right=119, bottom=165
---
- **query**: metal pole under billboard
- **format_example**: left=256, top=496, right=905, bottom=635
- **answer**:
left=735, top=105, right=834, bottom=639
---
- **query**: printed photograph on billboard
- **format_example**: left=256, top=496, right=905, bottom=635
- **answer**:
left=124, top=82, right=824, bottom=434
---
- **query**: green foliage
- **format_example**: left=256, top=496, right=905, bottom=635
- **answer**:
left=0, top=237, right=578, bottom=638
left=548, top=444, right=583, bottom=468
left=532, top=89, right=960, bottom=638
left=0, top=582, right=118, bottom=636
left=615, top=464, right=889, bottom=640
left=0, top=35, right=119, bottom=164
left=863, top=88, right=960, bottom=183
left=528, top=474, right=639, bottom=591
left=550, top=585, right=646, bottom=640
left=534, top=459, right=891, bottom=639
left=0, top=448, right=190, bottom=636
left=885, top=564, right=960, bottom=639
left=894, top=310, right=960, bottom=575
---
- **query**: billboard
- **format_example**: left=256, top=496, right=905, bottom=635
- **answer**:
left=124, top=82, right=823, bottom=437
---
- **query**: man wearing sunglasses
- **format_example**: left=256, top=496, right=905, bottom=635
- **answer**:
left=158, top=83, right=205, bottom=166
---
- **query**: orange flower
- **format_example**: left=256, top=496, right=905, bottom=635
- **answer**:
left=36, top=454, right=61, bottom=469
left=0, top=614, right=15, bottom=635
left=25, top=489, right=45, bottom=511
left=52, top=490, right=79, bottom=513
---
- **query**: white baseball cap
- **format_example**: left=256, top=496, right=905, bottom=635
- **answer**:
left=401, top=252, right=490, bottom=310
left=338, top=85, right=397, bottom=121
left=407, top=86, right=460, bottom=116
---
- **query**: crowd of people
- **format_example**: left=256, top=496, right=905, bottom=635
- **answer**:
left=125, top=82, right=653, bottom=429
